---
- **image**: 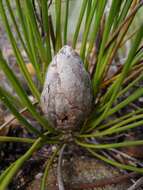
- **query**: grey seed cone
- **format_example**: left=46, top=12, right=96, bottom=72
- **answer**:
left=41, top=45, right=93, bottom=130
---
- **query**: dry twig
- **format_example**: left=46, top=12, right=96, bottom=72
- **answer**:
left=127, top=176, right=143, bottom=190
left=57, top=144, right=66, bottom=190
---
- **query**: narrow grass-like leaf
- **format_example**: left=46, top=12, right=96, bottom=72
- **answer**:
left=80, top=0, right=97, bottom=60
left=0, top=86, right=41, bottom=135
left=101, top=10, right=136, bottom=82
left=24, top=0, right=48, bottom=65
left=105, top=2, right=143, bottom=49
left=119, top=71, right=143, bottom=98
left=48, top=15, right=56, bottom=50
left=63, top=0, right=69, bottom=45
left=0, top=1, right=40, bottom=99
left=85, top=0, right=92, bottom=26
left=88, top=149, right=143, bottom=173
left=14, top=0, right=42, bottom=82
left=0, top=87, right=22, bottom=108
left=116, top=0, right=133, bottom=25
left=99, top=108, right=143, bottom=130
left=6, top=0, right=44, bottom=84
left=100, top=52, right=143, bottom=107
left=40, top=145, right=61, bottom=190
left=107, top=88, right=143, bottom=117
left=41, top=0, right=52, bottom=76
left=100, top=61, right=143, bottom=112
left=55, top=0, right=62, bottom=52
left=5, top=0, right=27, bottom=57
left=81, top=119, right=143, bottom=138
left=0, top=52, right=53, bottom=132
left=0, top=162, right=16, bottom=184
left=93, top=0, right=122, bottom=90
left=88, top=87, right=143, bottom=131
left=0, top=136, right=35, bottom=143
left=76, top=139, right=143, bottom=149
left=85, top=0, right=106, bottom=68
left=120, top=27, right=140, bottom=47
left=91, top=25, right=143, bottom=128
left=0, top=138, right=42, bottom=190
left=72, top=0, right=88, bottom=48
left=22, top=1, right=47, bottom=83
left=24, top=14, right=43, bottom=84
left=104, top=113, right=143, bottom=133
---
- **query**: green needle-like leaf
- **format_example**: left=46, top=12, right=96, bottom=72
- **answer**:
left=0, top=51, right=53, bottom=132
left=76, top=139, right=143, bottom=149
left=0, top=86, right=41, bottom=135
left=63, top=0, right=69, bottom=45
left=0, top=136, right=35, bottom=143
left=72, top=0, right=88, bottom=48
left=40, top=145, right=61, bottom=190
left=0, top=1, right=40, bottom=99
left=0, top=138, right=42, bottom=190
left=88, top=149, right=143, bottom=173
left=55, top=0, right=62, bottom=52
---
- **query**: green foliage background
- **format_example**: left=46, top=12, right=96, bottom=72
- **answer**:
left=0, top=0, right=143, bottom=189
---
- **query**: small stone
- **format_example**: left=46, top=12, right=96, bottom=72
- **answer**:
left=139, top=97, right=143, bottom=102
left=51, top=145, right=57, bottom=151
left=35, top=173, right=43, bottom=180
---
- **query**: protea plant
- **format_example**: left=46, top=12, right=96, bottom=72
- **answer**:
left=0, top=0, right=143, bottom=189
